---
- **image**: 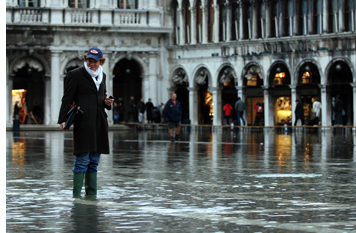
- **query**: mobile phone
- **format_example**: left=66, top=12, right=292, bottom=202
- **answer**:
left=109, top=95, right=114, bottom=99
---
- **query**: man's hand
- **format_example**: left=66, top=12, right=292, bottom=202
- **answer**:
left=60, top=122, right=67, bottom=131
left=105, top=96, right=114, bottom=106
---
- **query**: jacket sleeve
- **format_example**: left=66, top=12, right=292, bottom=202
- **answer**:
left=58, top=71, right=78, bottom=124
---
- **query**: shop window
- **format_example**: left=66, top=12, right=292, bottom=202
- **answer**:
left=19, top=0, right=39, bottom=7
left=302, top=66, right=312, bottom=84
left=273, top=70, right=286, bottom=85
left=274, top=97, right=292, bottom=125
left=119, top=0, right=138, bottom=9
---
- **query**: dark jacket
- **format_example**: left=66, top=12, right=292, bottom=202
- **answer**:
left=137, top=101, right=146, bottom=113
left=334, top=99, right=343, bottom=113
left=58, top=67, right=111, bottom=154
left=127, top=99, right=134, bottom=113
left=235, top=100, right=246, bottom=112
left=162, top=99, right=182, bottom=122
left=294, top=102, right=304, bottom=119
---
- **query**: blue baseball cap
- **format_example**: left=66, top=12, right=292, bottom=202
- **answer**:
left=86, top=47, right=103, bottom=61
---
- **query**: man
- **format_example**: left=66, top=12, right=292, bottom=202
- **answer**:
left=163, top=93, right=182, bottom=142
left=334, top=95, right=343, bottom=126
left=294, top=99, right=304, bottom=126
left=234, top=97, right=246, bottom=126
left=125, top=96, right=135, bottom=123
left=137, top=98, right=146, bottom=123
left=145, top=98, right=154, bottom=123
left=58, top=47, right=113, bottom=197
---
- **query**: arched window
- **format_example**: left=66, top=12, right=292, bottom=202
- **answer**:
left=231, top=2, right=239, bottom=40
left=285, top=0, right=293, bottom=36
left=69, top=0, right=88, bottom=8
left=346, top=0, right=355, bottom=31
left=184, top=0, right=191, bottom=44
left=314, top=0, right=322, bottom=34
left=171, top=0, right=179, bottom=45
left=219, top=0, right=227, bottom=41
left=18, top=0, right=40, bottom=7
left=208, top=0, right=214, bottom=42
left=119, top=0, right=138, bottom=9
left=300, top=0, right=308, bottom=35
left=271, top=0, right=279, bottom=37
left=329, top=0, right=339, bottom=32
left=196, top=0, right=203, bottom=43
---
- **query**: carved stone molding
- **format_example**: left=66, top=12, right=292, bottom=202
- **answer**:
left=172, top=68, right=188, bottom=85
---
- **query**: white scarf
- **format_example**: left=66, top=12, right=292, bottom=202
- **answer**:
left=84, top=61, right=103, bottom=91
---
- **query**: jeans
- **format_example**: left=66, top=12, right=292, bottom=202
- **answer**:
left=334, top=112, right=343, bottom=125
left=138, top=112, right=143, bottom=123
left=237, top=111, right=245, bottom=126
left=73, top=152, right=101, bottom=173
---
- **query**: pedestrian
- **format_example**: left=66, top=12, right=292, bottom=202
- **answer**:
left=118, top=102, right=124, bottom=122
left=312, top=97, right=321, bottom=125
left=58, top=47, right=113, bottom=198
left=253, top=101, right=263, bottom=126
left=145, top=98, right=154, bottom=123
left=234, top=97, right=246, bottom=126
left=223, top=102, right=233, bottom=125
left=163, top=93, right=182, bottom=142
left=137, top=98, right=146, bottom=123
left=113, top=102, right=120, bottom=124
left=294, top=99, right=304, bottom=126
left=125, top=96, right=135, bottom=123
left=334, top=95, right=343, bottom=126
left=32, top=101, right=43, bottom=124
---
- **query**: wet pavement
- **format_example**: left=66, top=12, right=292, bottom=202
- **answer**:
left=6, top=128, right=356, bottom=232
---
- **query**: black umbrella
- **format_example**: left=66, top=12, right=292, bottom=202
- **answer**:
left=65, top=105, right=83, bottom=130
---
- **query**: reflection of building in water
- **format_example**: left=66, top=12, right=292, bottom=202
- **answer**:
left=274, top=97, right=292, bottom=125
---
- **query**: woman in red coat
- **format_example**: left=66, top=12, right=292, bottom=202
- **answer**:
left=223, top=102, right=233, bottom=125
left=58, top=47, right=113, bottom=197
left=253, top=101, right=263, bottom=126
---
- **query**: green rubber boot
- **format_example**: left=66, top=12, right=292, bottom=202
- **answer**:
left=85, top=172, right=97, bottom=195
left=73, top=172, right=84, bottom=198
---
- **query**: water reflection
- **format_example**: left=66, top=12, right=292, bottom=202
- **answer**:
left=6, top=129, right=356, bottom=232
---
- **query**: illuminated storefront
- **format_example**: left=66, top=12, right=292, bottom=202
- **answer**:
left=270, top=65, right=292, bottom=125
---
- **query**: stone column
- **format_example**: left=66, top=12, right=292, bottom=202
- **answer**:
left=225, top=3, right=231, bottom=42
left=209, top=87, right=222, bottom=126
left=179, top=8, right=185, bottom=45
left=188, top=87, right=198, bottom=125
left=319, top=84, right=330, bottom=127
left=265, top=0, right=271, bottom=38
left=6, top=56, right=12, bottom=126
left=44, top=75, right=51, bottom=125
left=190, top=6, right=197, bottom=45
left=239, top=2, right=245, bottom=39
left=339, top=0, right=345, bottom=32
left=213, top=4, right=220, bottom=43
left=293, top=0, right=299, bottom=35
left=148, top=0, right=158, bottom=9
left=50, top=0, right=64, bottom=25
left=289, top=85, right=297, bottom=126
left=351, top=83, right=356, bottom=127
left=50, top=50, right=61, bottom=125
left=251, top=0, right=258, bottom=39
left=322, top=0, right=329, bottom=33
left=262, top=85, right=273, bottom=126
left=141, top=75, right=149, bottom=110
left=148, top=52, right=158, bottom=106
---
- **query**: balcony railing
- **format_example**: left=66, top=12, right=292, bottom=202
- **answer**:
left=7, top=7, right=162, bottom=28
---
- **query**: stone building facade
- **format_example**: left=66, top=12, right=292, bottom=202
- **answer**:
left=6, top=0, right=356, bottom=127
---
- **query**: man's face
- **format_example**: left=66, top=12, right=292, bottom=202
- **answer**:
left=86, top=58, right=100, bottom=71
left=171, top=94, right=177, bottom=101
